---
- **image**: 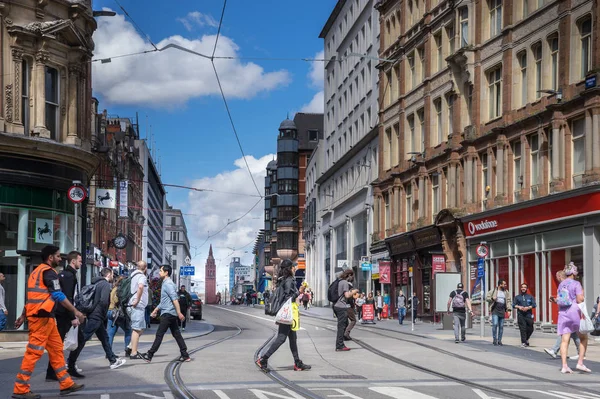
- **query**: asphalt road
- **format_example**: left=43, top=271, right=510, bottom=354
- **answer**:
left=1, top=305, right=600, bottom=399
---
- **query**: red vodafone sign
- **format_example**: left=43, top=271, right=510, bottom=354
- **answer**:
left=463, top=191, right=600, bottom=237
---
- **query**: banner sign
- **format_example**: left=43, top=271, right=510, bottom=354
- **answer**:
left=361, top=262, right=372, bottom=271
left=119, top=181, right=128, bottom=217
left=432, top=255, right=446, bottom=277
left=35, top=218, right=53, bottom=244
left=362, top=303, right=375, bottom=322
left=379, top=261, right=391, bottom=284
left=371, top=262, right=379, bottom=280
left=95, top=189, right=116, bottom=209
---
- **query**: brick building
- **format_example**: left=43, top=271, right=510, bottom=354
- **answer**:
left=374, top=0, right=600, bottom=325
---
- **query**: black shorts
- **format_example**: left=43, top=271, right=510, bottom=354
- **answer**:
left=376, top=307, right=383, bottom=314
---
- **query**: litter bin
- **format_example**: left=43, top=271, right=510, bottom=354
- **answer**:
left=442, top=313, right=454, bottom=330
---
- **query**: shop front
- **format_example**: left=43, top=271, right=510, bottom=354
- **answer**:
left=463, top=186, right=600, bottom=329
left=385, top=226, right=444, bottom=321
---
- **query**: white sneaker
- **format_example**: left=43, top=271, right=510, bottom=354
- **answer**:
left=544, top=348, right=557, bottom=359
left=110, top=358, right=126, bottom=369
left=65, top=363, right=83, bottom=373
left=569, top=355, right=586, bottom=360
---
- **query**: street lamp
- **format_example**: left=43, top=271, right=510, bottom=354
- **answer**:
left=93, top=10, right=117, bottom=17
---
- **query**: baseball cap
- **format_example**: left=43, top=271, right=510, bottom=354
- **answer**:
left=457, top=283, right=464, bottom=289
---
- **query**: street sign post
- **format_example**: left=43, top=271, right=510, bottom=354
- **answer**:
left=476, top=242, right=488, bottom=338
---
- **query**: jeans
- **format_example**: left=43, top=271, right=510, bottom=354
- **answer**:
left=398, top=308, right=406, bottom=324
left=453, top=312, right=466, bottom=341
left=517, top=314, right=534, bottom=344
left=333, top=307, right=349, bottom=349
left=412, top=308, right=418, bottom=322
left=147, top=314, right=188, bottom=359
left=107, top=310, right=132, bottom=350
left=0, top=312, right=6, bottom=331
left=178, top=308, right=188, bottom=329
left=357, top=306, right=363, bottom=320
left=552, top=333, right=581, bottom=354
left=68, top=317, right=117, bottom=367
left=262, top=323, right=299, bottom=363
left=345, top=307, right=356, bottom=337
left=492, top=314, right=505, bottom=342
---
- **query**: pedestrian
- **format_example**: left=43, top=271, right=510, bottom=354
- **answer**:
left=544, top=270, right=581, bottom=359
left=45, top=251, right=84, bottom=381
left=375, top=291, right=383, bottom=321
left=447, top=283, right=473, bottom=343
left=145, top=285, right=153, bottom=329
left=302, top=291, right=310, bottom=310
left=177, top=285, right=192, bottom=330
left=409, top=293, right=419, bottom=322
left=333, top=269, right=359, bottom=351
left=356, top=293, right=365, bottom=321
left=67, top=268, right=126, bottom=373
left=12, top=245, right=85, bottom=399
left=256, top=259, right=311, bottom=371
left=344, top=290, right=358, bottom=341
left=128, top=261, right=149, bottom=360
left=107, top=275, right=132, bottom=356
left=397, top=291, right=407, bottom=325
left=141, top=265, right=190, bottom=363
left=486, top=279, right=512, bottom=346
left=513, top=283, right=536, bottom=347
left=556, top=262, right=590, bottom=374
left=0, top=272, right=7, bottom=331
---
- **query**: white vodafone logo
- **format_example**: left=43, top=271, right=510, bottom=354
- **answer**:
left=467, top=219, right=498, bottom=235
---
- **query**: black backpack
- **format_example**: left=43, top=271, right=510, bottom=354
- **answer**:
left=327, top=278, right=342, bottom=303
left=265, top=283, right=286, bottom=316
left=75, top=283, right=97, bottom=314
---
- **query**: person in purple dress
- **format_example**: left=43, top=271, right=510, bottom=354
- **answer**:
left=557, top=262, right=590, bottom=374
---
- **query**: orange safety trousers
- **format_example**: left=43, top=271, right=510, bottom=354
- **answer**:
left=14, top=317, right=75, bottom=394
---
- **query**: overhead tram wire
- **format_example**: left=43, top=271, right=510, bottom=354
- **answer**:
left=212, top=0, right=228, bottom=59
left=112, top=0, right=158, bottom=51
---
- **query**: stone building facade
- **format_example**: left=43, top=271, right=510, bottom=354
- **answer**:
left=0, top=0, right=98, bottom=329
left=374, top=0, right=600, bottom=323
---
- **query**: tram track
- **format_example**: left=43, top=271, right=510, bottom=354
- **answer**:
left=301, top=312, right=600, bottom=396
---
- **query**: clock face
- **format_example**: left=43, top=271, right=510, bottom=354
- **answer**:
left=114, top=235, right=127, bottom=249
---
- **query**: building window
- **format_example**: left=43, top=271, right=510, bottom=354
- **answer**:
left=22, top=60, right=30, bottom=136
left=408, top=52, right=416, bottom=89
left=488, top=66, right=502, bottom=119
left=408, top=114, right=416, bottom=154
left=279, top=179, right=298, bottom=194
left=434, top=32, right=443, bottom=72
left=171, top=216, right=176, bottom=226
left=384, top=192, right=390, bottom=233
left=417, top=108, right=425, bottom=153
left=278, top=152, right=299, bottom=167
left=45, top=66, right=59, bottom=140
left=418, top=47, right=425, bottom=83
left=572, top=118, right=585, bottom=187
left=518, top=51, right=528, bottom=106
left=489, top=0, right=502, bottom=38
left=172, top=259, right=177, bottom=269
left=278, top=206, right=298, bottom=221
left=533, top=43, right=542, bottom=98
left=482, top=153, right=489, bottom=199
left=432, top=174, right=440, bottom=216
left=460, top=7, right=469, bottom=48
left=523, top=0, right=529, bottom=18
left=549, top=35, right=559, bottom=91
left=513, top=140, right=522, bottom=199
left=308, top=129, right=318, bottom=141
left=173, top=245, right=177, bottom=255
left=265, top=209, right=271, bottom=221
left=529, top=133, right=540, bottom=193
left=434, top=98, right=443, bottom=146
left=277, top=232, right=298, bottom=250
left=447, top=94, right=454, bottom=135
left=579, top=17, right=592, bottom=79
left=405, top=184, right=413, bottom=227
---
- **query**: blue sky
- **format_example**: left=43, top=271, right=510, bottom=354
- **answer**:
left=92, top=0, right=335, bottom=287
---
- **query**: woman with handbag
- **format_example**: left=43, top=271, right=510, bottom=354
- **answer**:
left=557, top=262, right=590, bottom=374
left=256, top=259, right=311, bottom=372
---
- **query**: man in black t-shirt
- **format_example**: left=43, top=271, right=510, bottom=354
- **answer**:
left=447, top=283, right=473, bottom=343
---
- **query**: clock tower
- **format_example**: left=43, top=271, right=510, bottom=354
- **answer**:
left=205, top=245, right=217, bottom=304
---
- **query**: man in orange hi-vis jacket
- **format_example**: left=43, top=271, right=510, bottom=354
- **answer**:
left=12, top=245, right=86, bottom=399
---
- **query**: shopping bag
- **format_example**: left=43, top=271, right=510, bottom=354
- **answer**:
left=579, top=303, right=595, bottom=334
left=275, top=298, right=293, bottom=325
left=64, top=326, right=78, bottom=351
left=291, top=302, right=300, bottom=331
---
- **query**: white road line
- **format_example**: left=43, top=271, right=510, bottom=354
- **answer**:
left=218, top=307, right=305, bottom=329
left=369, top=387, right=439, bottom=398
left=100, top=395, right=110, bottom=399
left=214, top=390, right=232, bottom=399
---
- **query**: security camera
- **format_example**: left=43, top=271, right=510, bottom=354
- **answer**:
left=410, top=155, right=417, bottom=163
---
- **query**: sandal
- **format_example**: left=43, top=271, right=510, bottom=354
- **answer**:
left=576, top=364, right=592, bottom=373
left=561, top=367, right=573, bottom=374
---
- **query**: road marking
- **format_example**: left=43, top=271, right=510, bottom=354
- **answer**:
left=135, top=393, right=175, bottom=399
left=249, top=388, right=305, bottom=398
left=214, top=390, right=232, bottom=399
left=219, top=307, right=305, bottom=329
left=369, top=387, right=439, bottom=398
left=101, top=395, right=110, bottom=399
left=505, top=390, right=600, bottom=399
left=311, top=387, right=363, bottom=398
left=472, top=389, right=504, bottom=399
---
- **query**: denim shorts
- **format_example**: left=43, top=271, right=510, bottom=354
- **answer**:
left=127, top=307, right=146, bottom=331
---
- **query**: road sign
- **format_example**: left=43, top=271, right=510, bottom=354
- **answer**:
left=476, top=244, right=489, bottom=258
left=67, top=185, right=87, bottom=203
left=184, top=256, right=191, bottom=265
left=408, top=266, right=413, bottom=278
left=180, top=266, right=195, bottom=276
left=361, top=262, right=372, bottom=271
left=477, top=257, right=485, bottom=277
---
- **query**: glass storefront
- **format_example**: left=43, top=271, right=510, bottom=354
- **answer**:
left=352, top=212, right=368, bottom=294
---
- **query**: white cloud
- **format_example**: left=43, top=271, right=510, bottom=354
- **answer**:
left=185, top=154, right=275, bottom=294
left=177, top=11, right=219, bottom=31
left=92, top=13, right=290, bottom=106
left=308, top=50, right=325, bottom=88
left=300, top=90, right=324, bottom=113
